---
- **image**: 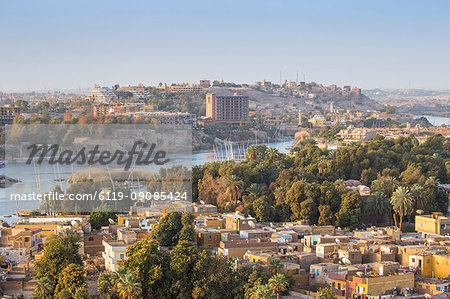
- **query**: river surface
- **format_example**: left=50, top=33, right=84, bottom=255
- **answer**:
left=0, top=139, right=294, bottom=220
left=414, top=115, right=449, bottom=126
left=2, top=115, right=448, bottom=221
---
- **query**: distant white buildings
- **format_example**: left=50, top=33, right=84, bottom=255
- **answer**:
left=87, top=85, right=150, bottom=103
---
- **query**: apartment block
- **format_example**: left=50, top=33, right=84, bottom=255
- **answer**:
left=0, top=106, right=20, bottom=125
left=205, top=93, right=249, bottom=124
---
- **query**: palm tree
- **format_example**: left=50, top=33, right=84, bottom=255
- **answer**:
left=390, top=186, right=413, bottom=231
left=116, top=273, right=142, bottom=299
left=334, top=179, right=345, bottom=192
left=249, top=284, right=275, bottom=299
left=98, top=273, right=115, bottom=297
left=268, top=259, right=283, bottom=276
left=425, top=176, right=440, bottom=186
left=111, top=267, right=128, bottom=287
left=73, top=287, right=90, bottom=299
left=225, top=175, right=244, bottom=205
left=266, top=148, right=281, bottom=164
left=371, top=175, right=398, bottom=198
left=268, top=273, right=289, bottom=299
left=365, top=192, right=392, bottom=225
left=410, top=184, right=426, bottom=211
left=35, top=277, right=53, bottom=298
left=57, top=289, right=73, bottom=299
left=58, top=228, right=80, bottom=244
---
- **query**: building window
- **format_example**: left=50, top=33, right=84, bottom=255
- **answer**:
left=427, top=259, right=430, bottom=263
left=412, top=258, right=415, bottom=263
left=120, top=254, right=125, bottom=259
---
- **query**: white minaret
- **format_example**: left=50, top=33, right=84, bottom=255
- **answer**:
left=330, top=102, right=334, bottom=113
left=298, top=109, right=302, bottom=125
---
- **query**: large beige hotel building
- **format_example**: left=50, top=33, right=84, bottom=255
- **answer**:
left=205, top=93, right=249, bottom=124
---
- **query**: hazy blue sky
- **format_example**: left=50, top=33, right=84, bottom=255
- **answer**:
left=1, top=0, right=449, bottom=91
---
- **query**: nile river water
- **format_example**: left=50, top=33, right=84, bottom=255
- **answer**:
left=0, top=140, right=294, bottom=220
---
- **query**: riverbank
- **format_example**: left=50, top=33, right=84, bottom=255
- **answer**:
left=414, top=115, right=449, bottom=127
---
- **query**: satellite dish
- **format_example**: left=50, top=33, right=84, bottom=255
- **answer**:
left=248, top=221, right=256, bottom=228
left=200, top=200, right=205, bottom=204
left=71, top=220, right=79, bottom=227
left=416, top=209, right=424, bottom=215
left=341, top=257, right=351, bottom=265
left=108, top=218, right=115, bottom=225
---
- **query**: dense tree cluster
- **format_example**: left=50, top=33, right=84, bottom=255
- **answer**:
left=98, top=238, right=290, bottom=299
left=93, top=212, right=292, bottom=298
left=33, top=229, right=88, bottom=298
left=150, top=212, right=195, bottom=247
left=194, top=135, right=449, bottom=230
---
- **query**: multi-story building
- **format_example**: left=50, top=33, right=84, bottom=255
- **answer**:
left=195, top=228, right=221, bottom=248
left=225, top=214, right=257, bottom=231
left=0, top=227, right=42, bottom=262
left=116, top=84, right=150, bottom=99
left=88, top=86, right=118, bottom=103
left=205, top=93, right=249, bottom=124
left=337, top=126, right=376, bottom=142
left=409, top=251, right=450, bottom=279
left=199, top=80, right=211, bottom=88
left=350, top=271, right=414, bottom=297
left=0, top=106, right=20, bottom=125
left=218, top=239, right=278, bottom=260
left=102, top=240, right=129, bottom=272
left=415, top=276, right=450, bottom=295
left=415, top=213, right=450, bottom=236
left=351, top=87, right=361, bottom=96
left=159, top=83, right=204, bottom=93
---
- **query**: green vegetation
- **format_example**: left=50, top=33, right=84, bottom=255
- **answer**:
left=33, top=229, right=88, bottom=298
left=90, top=203, right=117, bottom=230
left=146, top=88, right=206, bottom=115
left=150, top=212, right=195, bottom=247
left=268, top=274, right=290, bottom=299
left=194, top=134, right=449, bottom=230
left=96, top=236, right=292, bottom=299
left=317, top=125, right=346, bottom=140
left=98, top=268, right=142, bottom=299
left=317, top=287, right=338, bottom=299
